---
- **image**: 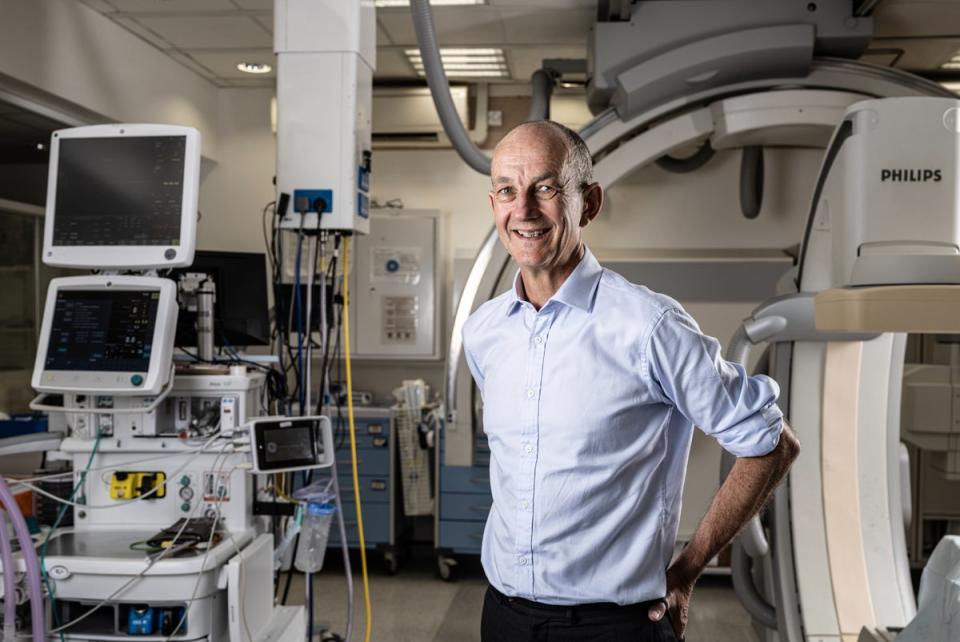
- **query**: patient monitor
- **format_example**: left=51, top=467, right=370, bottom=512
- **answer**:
left=31, top=276, right=178, bottom=395
left=42, top=124, right=200, bottom=269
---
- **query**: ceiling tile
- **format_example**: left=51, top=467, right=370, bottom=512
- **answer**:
left=873, top=1, right=960, bottom=39
left=377, top=12, right=411, bottom=43
left=378, top=7, right=506, bottom=45
left=77, top=0, right=119, bottom=12
left=104, top=0, right=240, bottom=12
left=136, top=15, right=273, bottom=49
left=111, top=15, right=174, bottom=49
left=165, top=50, right=221, bottom=81
left=190, top=50, right=277, bottom=79
left=375, top=49, right=415, bottom=77
left=500, top=7, right=593, bottom=44
left=255, top=15, right=272, bottom=34
left=378, top=22, right=394, bottom=46
left=866, top=37, right=960, bottom=71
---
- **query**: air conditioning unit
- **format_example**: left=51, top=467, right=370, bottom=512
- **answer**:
left=372, top=86, right=485, bottom=148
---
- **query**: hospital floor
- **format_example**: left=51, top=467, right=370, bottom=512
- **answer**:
left=287, top=549, right=761, bottom=641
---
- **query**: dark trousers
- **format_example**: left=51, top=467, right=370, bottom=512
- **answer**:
left=481, top=586, right=682, bottom=642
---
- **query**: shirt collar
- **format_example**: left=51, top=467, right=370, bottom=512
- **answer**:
left=506, top=247, right=603, bottom=315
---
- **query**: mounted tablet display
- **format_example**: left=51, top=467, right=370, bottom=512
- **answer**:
left=43, top=124, right=200, bottom=269
left=249, top=416, right=334, bottom=473
left=32, top=276, right=178, bottom=395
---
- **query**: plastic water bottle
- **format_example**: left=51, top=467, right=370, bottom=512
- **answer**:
left=295, top=502, right=336, bottom=573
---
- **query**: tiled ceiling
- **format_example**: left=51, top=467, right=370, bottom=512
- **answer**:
left=72, top=0, right=960, bottom=89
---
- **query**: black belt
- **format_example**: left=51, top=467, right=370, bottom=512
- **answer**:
left=488, top=584, right=664, bottom=616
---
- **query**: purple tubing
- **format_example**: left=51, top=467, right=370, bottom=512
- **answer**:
left=0, top=509, right=17, bottom=633
left=0, top=478, right=45, bottom=642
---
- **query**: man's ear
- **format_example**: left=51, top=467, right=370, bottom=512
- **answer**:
left=580, top=182, right=603, bottom=227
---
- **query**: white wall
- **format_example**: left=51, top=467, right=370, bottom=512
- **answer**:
left=371, top=145, right=821, bottom=281
left=198, top=89, right=277, bottom=251
left=0, top=0, right=220, bottom=158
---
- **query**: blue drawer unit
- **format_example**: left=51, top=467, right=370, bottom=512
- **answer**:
left=440, top=465, right=492, bottom=496
left=440, top=492, right=492, bottom=521
left=337, top=473, right=390, bottom=505
left=439, top=520, right=485, bottom=552
left=436, top=423, right=494, bottom=579
left=340, top=446, right=390, bottom=473
left=328, top=502, right=391, bottom=546
left=327, top=407, right=399, bottom=572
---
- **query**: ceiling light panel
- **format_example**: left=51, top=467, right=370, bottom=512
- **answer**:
left=941, top=82, right=960, bottom=94
left=941, top=49, right=960, bottom=69
left=405, top=47, right=509, bottom=79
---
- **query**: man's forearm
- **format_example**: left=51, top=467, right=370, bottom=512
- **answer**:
left=671, top=421, right=801, bottom=581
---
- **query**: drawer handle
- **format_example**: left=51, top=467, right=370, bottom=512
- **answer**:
left=372, top=437, right=387, bottom=448
left=470, top=504, right=492, bottom=512
left=469, top=477, right=488, bottom=484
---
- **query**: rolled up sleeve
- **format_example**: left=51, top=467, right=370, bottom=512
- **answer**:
left=646, top=308, right=783, bottom=457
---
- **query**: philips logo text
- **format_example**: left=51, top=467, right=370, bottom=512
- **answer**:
left=880, top=169, right=942, bottom=183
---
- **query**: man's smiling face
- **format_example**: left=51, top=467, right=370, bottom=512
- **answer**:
left=489, top=124, right=584, bottom=277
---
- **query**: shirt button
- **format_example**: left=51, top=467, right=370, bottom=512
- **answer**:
left=519, top=558, right=528, bottom=566
left=521, top=500, right=529, bottom=509
left=534, top=336, right=543, bottom=345
left=526, top=389, right=535, bottom=399
left=524, top=443, right=533, bottom=454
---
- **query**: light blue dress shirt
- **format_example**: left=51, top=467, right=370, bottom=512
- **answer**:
left=461, top=247, right=784, bottom=606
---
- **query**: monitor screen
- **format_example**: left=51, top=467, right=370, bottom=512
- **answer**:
left=52, top=136, right=186, bottom=247
left=44, top=289, right=161, bottom=373
left=171, top=251, right=271, bottom=347
left=263, top=425, right=315, bottom=464
left=254, top=418, right=323, bottom=472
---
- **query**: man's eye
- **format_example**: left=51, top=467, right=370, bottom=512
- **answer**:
left=536, top=185, right=557, bottom=194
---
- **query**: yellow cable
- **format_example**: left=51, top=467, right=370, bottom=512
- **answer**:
left=342, top=237, right=373, bottom=641
left=274, top=473, right=295, bottom=503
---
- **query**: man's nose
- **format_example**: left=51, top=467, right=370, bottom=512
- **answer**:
left=514, top=189, right=539, bottom=218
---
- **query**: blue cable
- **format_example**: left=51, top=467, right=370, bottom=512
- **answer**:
left=294, top=231, right=305, bottom=415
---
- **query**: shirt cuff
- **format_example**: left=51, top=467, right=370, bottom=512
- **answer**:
left=718, top=401, right=784, bottom=458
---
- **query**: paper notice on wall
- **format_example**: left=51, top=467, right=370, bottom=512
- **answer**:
left=382, top=296, right=418, bottom=344
left=372, top=247, right=421, bottom=285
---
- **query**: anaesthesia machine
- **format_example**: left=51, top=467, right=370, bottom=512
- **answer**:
left=0, top=123, right=341, bottom=642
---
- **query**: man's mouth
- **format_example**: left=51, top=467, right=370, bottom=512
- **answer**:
left=514, top=229, right=548, bottom=239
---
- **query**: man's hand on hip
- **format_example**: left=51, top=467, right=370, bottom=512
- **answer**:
left=648, top=565, right=695, bottom=639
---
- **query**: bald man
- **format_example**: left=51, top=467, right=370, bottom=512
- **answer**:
left=461, top=121, right=800, bottom=641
